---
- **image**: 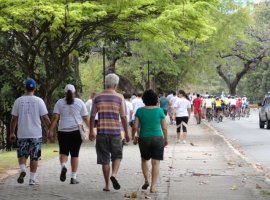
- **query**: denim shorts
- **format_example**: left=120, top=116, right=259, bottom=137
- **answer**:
left=96, top=134, right=123, bottom=165
left=138, top=136, right=164, bottom=160
left=17, top=138, right=42, bottom=161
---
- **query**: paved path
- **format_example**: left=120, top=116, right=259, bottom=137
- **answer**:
left=0, top=117, right=270, bottom=200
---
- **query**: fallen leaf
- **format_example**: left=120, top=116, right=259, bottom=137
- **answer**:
left=231, top=185, right=238, bottom=190
left=198, top=181, right=208, bottom=185
left=131, top=192, right=138, bottom=198
left=256, top=184, right=262, bottom=189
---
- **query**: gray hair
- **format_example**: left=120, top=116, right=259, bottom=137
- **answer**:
left=105, top=73, right=119, bottom=88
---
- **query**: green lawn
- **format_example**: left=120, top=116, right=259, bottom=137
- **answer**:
left=0, top=143, right=59, bottom=173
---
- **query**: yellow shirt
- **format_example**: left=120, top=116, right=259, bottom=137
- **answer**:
left=215, top=99, right=222, bottom=107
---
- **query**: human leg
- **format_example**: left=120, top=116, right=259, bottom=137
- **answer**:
left=141, top=158, right=150, bottom=189
left=150, top=159, right=160, bottom=193
left=102, top=164, right=111, bottom=190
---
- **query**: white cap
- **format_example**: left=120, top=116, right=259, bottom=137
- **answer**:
left=64, top=84, right=76, bottom=93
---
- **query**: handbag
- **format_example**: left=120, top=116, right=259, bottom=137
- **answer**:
left=70, top=107, right=89, bottom=142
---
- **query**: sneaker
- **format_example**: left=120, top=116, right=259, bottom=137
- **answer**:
left=60, top=166, right=67, bottom=182
left=176, top=140, right=180, bottom=144
left=29, top=179, right=36, bottom=185
left=17, top=171, right=26, bottom=184
left=70, top=178, right=79, bottom=184
left=183, top=140, right=187, bottom=144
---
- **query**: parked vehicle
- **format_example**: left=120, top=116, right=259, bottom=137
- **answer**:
left=258, top=94, right=270, bottom=129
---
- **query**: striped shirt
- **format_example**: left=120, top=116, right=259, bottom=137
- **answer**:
left=91, top=89, right=126, bottom=135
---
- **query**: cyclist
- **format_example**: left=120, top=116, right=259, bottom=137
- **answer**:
left=205, top=96, right=213, bottom=121
left=229, top=96, right=237, bottom=118
left=215, top=97, right=223, bottom=122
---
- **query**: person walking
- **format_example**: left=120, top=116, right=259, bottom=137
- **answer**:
left=193, top=94, right=202, bottom=124
left=173, top=90, right=191, bottom=144
left=9, top=78, right=51, bottom=185
left=159, top=92, right=167, bottom=116
left=89, top=73, right=130, bottom=192
left=132, top=89, right=168, bottom=193
left=48, top=84, right=89, bottom=184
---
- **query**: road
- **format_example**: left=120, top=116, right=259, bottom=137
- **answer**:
left=208, top=109, right=270, bottom=175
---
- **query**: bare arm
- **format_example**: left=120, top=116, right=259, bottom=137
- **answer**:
left=187, top=108, right=191, bottom=119
left=121, top=116, right=130, bottom=142
left=9, top=115, right=18, bottom=142
left=131, top=117, right=139, bottom=140
left=41, top=114, right=51, bottom=129
left=161, top=118, right=168, bottom=146
left=82, top=115, right=89, bottom=127
left=47, top=114, right=60, bottom=138
left=89, top=116, right=96, bottom=141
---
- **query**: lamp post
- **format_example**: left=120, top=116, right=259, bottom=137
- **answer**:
left=140, top=60, right=157, bottom=89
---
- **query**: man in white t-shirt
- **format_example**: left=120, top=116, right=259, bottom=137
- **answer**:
left=85, top=92, right=98, bottom=126
left=122, top=93, right=133, bottom=145
left=131, top=92, right=145, bottom=122
left=167, top=91, right=177, bottom=124
left=9, top=79, right=51, bottom=185
left=131, top=92, right=144, bottom=144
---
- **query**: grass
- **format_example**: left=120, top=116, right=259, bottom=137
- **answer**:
left=0, top=143, right=59, bottom=172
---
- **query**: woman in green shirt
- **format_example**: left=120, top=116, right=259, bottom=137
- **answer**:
left=132, top=89, right=168, bottom=193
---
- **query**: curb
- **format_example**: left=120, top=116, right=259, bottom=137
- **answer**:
left=203, top=120, right=270, bottom=184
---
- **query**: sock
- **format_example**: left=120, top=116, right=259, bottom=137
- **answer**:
left=71, top=172, right=77, bottom=179
left=61, top=162, right=67, bottom=169
left=30, top=172, right=36, bottom=181
left=19, top=164, right=26, bottom=172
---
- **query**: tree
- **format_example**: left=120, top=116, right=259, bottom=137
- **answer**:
left=213, top=2, right=270, bottom=95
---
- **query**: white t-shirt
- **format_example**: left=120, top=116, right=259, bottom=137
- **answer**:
left=166, top=94, right=173, bottom=106
left=125, top=100, right=133, bottom=122
left=230, top=99, right=237, bottom=106
left=205, top=98, right=213, bottom=108
left=85, top=98, right=98, bottom=119
left=173, top=97, right=191, bottom=117
left=170, top=96, right=178, bottom=106
left=85, top=99, right=93, bottom=114
left=11, top=95, right=48, bottom=138
left=53, top=98, right=88, bottom=132
left=132, top=98, right=145, bottom=120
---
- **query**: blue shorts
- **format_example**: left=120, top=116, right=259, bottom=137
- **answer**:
left=17, top=138, right=42, bottom=161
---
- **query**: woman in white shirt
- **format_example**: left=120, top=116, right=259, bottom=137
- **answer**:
left=172, top=90, right=191, bottom=144
left=48, top=84, right=89, bottom=184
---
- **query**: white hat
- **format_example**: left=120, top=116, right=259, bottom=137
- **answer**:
left=64, top=84, right=76, bottom=93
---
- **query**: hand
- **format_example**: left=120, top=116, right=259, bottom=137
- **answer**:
left=125, top=134, right=130, bottom=143
left=164, top=139, right=168, bottom=147
left=9, top=133, right=16, bottom=143
left=89, top=130, right=96, bottom=141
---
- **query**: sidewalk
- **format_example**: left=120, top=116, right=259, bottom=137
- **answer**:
left=0, top=117, right=270, bottom=200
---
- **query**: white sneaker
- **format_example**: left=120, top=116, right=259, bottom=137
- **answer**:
left=29, top=179, right=36, bottom=185
left=183, top=140, right=187, bottom=144
left=176, top=140, right=181, bottom=144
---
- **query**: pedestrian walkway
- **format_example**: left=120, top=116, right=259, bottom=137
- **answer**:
left=0, top=117, right=270, bottom=200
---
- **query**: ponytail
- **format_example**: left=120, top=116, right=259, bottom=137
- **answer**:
left=66, top=90, right=74, bottom=105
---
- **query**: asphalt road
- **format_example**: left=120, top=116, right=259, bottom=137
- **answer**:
left=208, top=109, right=270, bottom=175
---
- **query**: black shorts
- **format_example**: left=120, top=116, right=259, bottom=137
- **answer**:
left=58, top=130, right=82, bottom=157
left=96, top=134, right=123, bottom=165
left=176, top=117, right=189, bottom=133
left=138, top=136, right=164, bottom=160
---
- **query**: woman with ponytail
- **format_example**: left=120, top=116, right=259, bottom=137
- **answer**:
left=48, top=84, right=89, bottom=184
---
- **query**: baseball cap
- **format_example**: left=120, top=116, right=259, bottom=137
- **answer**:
left=25, top=78, right=36, bottom=90
left=64, top=84, right=76, bottom=93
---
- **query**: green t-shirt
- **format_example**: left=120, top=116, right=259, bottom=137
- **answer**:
left=135, top=107, right=165, bottom=138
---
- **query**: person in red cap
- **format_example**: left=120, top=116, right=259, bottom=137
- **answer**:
left=9, top=78, right=51, bottom=185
